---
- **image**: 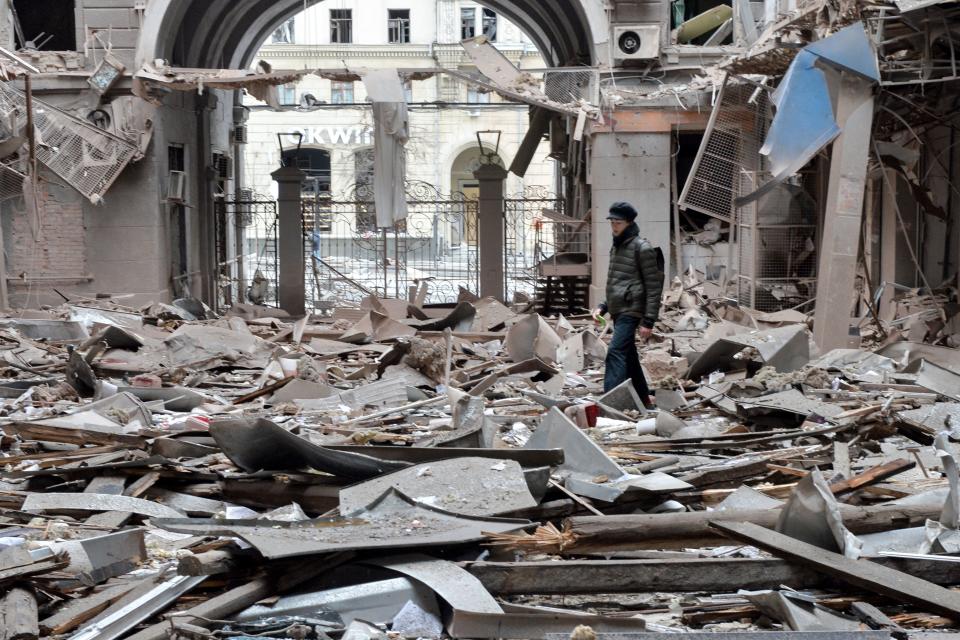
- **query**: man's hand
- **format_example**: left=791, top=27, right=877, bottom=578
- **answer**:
left=638, top=326, right=653, bottom=341
left=591, top=307, right=605, bottom=323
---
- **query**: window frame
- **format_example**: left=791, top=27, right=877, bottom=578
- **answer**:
left=387, top=9, right=411, bottom=44
left=330, top=8, right=353, bottom=44
left=481, top=8, right=497, bottom=41
left=330, top=80, right=355, bottom=104
left=278, top=83, right=297, bottom=106
left=460, top=7, right=476, bottom=39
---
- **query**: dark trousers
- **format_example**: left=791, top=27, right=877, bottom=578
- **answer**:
left=603, top=314, right=651, bottom=404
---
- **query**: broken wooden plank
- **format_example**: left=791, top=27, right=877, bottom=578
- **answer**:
left=463, top=556, right=960, bottom=594
left=122, top=471, right=160, bottom=498
left=39, top=582, right=142, bottom=635
left=710, top=520, right=960, bottom=620
left=21, top=493, right=183, bottom=519
left=559, top=500, right=942, bottom=551
left=1, top=587, right=39, bottom=640
left=828, top=459, right=915, bottom=495
left=2, top=421, right=146, bottom=447
left=177, top=549, right=239, bottom=576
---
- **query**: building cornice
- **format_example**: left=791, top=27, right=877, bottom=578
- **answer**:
left=258, top=42, right=541, bottom=60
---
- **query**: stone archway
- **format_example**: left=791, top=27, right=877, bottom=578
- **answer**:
left=138, top=0, right=605, bottom=69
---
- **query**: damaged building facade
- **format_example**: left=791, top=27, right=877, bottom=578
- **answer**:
left=5, top=0, right=960, bottom=637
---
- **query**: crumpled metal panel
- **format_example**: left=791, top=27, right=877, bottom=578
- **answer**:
left=687, top=324, right=810, bottom=381
left=804, top=24, right=880, bottom=82
left=339, top=457, right=537, bottom=516
left=737, top=24, right=879, bottom=206
left=742, top=590, right=864, bottom=631
left=366, top=553, right=503, bottom=613
left=760, top=50, right=840, bottom=180
left=737, top=388, right=845, bottom=420
left=233, top=577, right=438, bottom=625
left=154, top=488, right=530, bottom=559
left=936, top=433, right=960, bottom=529
left=209, top=417, right=409, bottom=480
left=776, top=470, right=862, bottom=559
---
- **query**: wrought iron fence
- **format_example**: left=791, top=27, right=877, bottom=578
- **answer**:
left=504, top=187, right=565, bottom=302
left=303, top=181, right=479, bottom=309
left=214, top=194, right=279, bottom=310
left=216, top=184, right=566, bottom=313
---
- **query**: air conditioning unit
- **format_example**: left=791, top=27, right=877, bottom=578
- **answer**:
left=612, top=25, right=661, bottom=60
left=167, top=170, right=185, bottom=202
left=234, top=125, right=248, bottom=144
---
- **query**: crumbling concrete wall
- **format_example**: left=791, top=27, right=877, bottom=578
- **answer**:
left=3, top=177, right=88, bottom=307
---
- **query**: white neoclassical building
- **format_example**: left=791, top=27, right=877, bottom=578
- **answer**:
left=243, top=0, right=557, bottom=202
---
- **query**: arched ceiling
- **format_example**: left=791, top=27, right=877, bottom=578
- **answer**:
left=139, top=0, right=602, bottom=70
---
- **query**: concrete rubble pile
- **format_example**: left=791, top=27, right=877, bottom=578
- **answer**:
left=0, top=276, right=959, bottom=640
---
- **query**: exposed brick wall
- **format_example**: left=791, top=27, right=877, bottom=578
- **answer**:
left=7, top=183, right=87, bottom=281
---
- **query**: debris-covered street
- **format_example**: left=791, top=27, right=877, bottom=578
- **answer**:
left=2, top=0, right=960, bottom=637
left=1, top=270, right=960, bottom=639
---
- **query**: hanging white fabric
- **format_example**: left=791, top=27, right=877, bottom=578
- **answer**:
left=360, top=69, right=409, bottom=228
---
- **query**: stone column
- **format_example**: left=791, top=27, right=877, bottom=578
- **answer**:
left=813, top=72, right=874, bottom=352
left=473, top=162, right=507, bottom=301
left=589, top=131, right=671, bottom=307
left=272, top=165, right=305, bottom=316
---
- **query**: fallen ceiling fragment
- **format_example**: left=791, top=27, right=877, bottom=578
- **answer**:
left=154, top=488, right=530, bottom=558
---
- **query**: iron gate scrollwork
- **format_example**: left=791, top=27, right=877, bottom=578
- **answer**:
left=304, top=180, right=479, bottom=308
left=214, top=193, right=279, bottom=310
left=504, top=186, right=566, bottom=303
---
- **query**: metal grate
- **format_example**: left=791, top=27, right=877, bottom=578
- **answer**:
left=542, top=68, right=598, bottom=105
left=0, top=162, right=25, bottom=201
left=737, top=177, right=818, bottom=312
left=0, top=82, right=139, bottom=203
left=678, top=75, right=772, bottom=223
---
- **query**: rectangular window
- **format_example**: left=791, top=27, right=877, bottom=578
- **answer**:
left=404, top=80, right=413, bottom=102
left=467, top=86, right=490, bottom=103
left=271, top=17, right=295, bottom=43
left=330, top=9, right=352, bottom=43
left=278, top=84, right=297, bottom=106
left=461, top=7, right=476, bottom=39
left=13, top=0, right=76, bottom=50
left=331, top=81, right=354, bottom=104
left=482, top=8, right=497, bottom=41
left=388, top=9, right=411, bottom=44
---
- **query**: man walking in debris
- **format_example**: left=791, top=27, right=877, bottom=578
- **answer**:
left=592, top=202, right=664, bottom=409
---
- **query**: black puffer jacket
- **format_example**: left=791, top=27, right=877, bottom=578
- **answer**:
left=602, top=223, right=663, bottom=328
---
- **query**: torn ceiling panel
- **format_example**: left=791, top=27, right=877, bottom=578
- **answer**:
left=133, top=61, right=309, bottom=107
left=456, top=37, right=593, bottom=118
left=154, top=489, right=529, bottom=559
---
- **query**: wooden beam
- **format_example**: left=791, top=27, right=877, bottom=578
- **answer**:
left=561, top=500, right=941, bottom=552
left=1, top=587, right=38, bottom=640
left=711, top=520, right=960, bottom=620
left=464, top=556, right=960, bottom=595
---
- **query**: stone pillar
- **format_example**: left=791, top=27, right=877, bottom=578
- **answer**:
left=272, top=165, right=305, bottom=316
left=589, top=131, right=671, bottom=307
left=473, top=163, right=507, bottom=301
left=813, top=73, right=874, bottom=352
